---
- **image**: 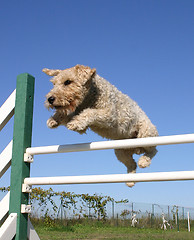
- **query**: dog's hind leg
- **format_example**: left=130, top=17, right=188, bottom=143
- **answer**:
left=114, top=149, right=137, bottom=187
left=138, top=146, right=157, bottom=168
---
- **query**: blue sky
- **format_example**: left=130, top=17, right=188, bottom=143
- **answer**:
left=0, top=0, right=194, bottom=208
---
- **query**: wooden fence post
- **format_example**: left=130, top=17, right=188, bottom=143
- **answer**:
left=9, top=73, right=35, bottom=240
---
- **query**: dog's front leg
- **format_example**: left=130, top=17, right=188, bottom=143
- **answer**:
left=67, top=108, right=113, bottom=133
left=47, top=111, right=69, bottom=129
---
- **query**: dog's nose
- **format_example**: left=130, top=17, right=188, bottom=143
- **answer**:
left=48, top=96, right=55, bottom=104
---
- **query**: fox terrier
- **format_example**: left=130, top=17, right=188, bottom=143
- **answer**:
left=43, top=65, right=158, bottom=187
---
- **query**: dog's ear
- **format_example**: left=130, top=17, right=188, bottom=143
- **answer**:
left=75, top=65, right=96, bottom=84
left=42, top=68, right=61, bottom=76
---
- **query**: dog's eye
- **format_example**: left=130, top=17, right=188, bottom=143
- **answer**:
left=64, top=80, right=72, bottom=86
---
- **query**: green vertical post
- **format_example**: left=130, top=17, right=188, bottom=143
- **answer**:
left=9, top=73, right=35, bottom=240
left=182, top=207, right=184, bottom=221
left=151, top=204, right=154, bottom=227
left=168, top=206, right=170, bottom=220
left=112, top=200, right=114, bottom=219
left=177, top=208, right=179, bottom=232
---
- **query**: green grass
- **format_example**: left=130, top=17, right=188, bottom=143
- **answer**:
left=33, top=222, right=194, bottom=240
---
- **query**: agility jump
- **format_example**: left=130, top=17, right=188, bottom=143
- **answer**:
left=0, top=73, right=194, bottom=239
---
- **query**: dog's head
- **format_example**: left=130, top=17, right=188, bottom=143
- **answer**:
left=43, top=65, right=96, bottom=115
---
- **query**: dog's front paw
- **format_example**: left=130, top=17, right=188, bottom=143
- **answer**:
left=67, top=120, right=87, bottom=134
left=138, top=156, right=151, bottom=168
left=47, top=118, right=59, bottom=128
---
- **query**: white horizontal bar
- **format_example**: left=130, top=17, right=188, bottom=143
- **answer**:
left=26, top=133, right=194, bottom=155
left=0, top=192, right=10, bottom=224
left=0, top=90, right=16, bottom=131
left=24, top=171, right=194, bottom=186
left=0, top=213, right=17, bottom=240
left=0, top=141, right=12, bottom=178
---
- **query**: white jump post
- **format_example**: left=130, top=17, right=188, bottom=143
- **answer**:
left=188, top=212, right=191, bottom=232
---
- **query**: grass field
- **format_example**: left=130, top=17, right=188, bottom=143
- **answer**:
left=34, top=222, right=194, bottom=240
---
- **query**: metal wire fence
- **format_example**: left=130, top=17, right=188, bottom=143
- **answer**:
left=30, top=195, right=194, bottom=231
left=106, top=201, right=194, bottom=230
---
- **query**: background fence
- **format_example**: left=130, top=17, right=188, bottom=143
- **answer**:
left=17, top=187, right=193, bottom=231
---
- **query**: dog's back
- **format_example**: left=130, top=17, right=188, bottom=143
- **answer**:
left=89, top=74, right=158, bottom=140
